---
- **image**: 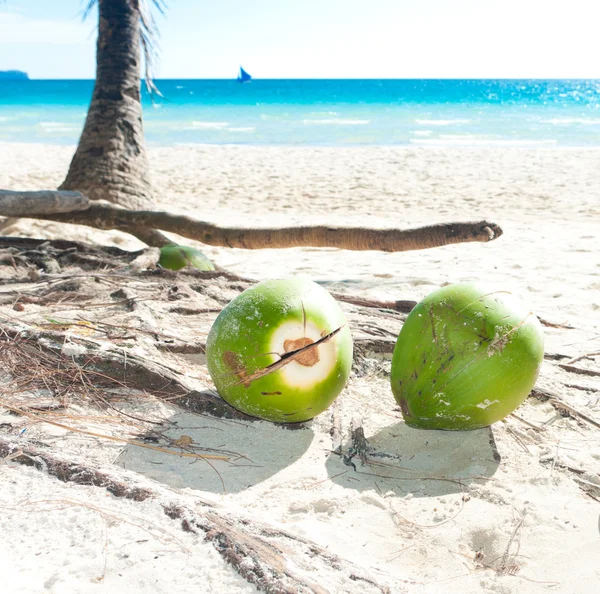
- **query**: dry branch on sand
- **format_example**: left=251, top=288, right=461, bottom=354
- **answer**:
left=0, top=189, right=503, bottom=251
left=0, top=190, right=90, bottom=215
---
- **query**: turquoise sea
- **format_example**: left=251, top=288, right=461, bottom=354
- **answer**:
left=0, top=79, right=599, bottom=147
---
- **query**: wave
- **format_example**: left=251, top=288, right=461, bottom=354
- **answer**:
left=411, top=130, right=433, bottom=136
left=190, top=121, right=229, bottom=129
left=438, top=134, right=493, bottom=140
left=306, top=111, right=339, bottom=117
left=227, top=127, right=256, bottom=132
left=415, top=119, right=471, bottom=126
left=0, top=116, right=11, bottom=122
left=540, top=118, right=600, bottom=125
left=302, top=119, right=370, bottom=125
left=38, top=122, right=79, bottom=132
left=411, top=138, right=558, bottom=147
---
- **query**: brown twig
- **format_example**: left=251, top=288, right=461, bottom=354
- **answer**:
left=558, top=364, right=600, bottom=377
left=530, top=389, right=600, bottom=430
left=565, top=350, right=600, bottom=365
left=537, top=316, right=575, bottom=329
left=330, top=293, right=416, bottom=313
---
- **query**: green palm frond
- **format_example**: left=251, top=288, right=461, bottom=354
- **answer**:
left=83, top=0, right=167, bottom=18
left=83, top=0, right=166, bottom=95
left=138, top=1, right=164, bottom=96
left=82, top=0, right=99, bottom=21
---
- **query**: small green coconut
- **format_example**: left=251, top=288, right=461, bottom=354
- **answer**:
left=391, top=283, right=544, bottom=430
left=206, top=278, right=353, bottom=423
left=158, top=245, right=215, bottom=271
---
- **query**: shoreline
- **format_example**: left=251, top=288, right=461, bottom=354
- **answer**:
left=4, top=139, right=600, bottom=150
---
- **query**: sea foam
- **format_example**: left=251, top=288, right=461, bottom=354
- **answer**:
left=302, top=119, right=370, bottom=125
left=410, top=138, right=558, bottom=147
left=540, top=118, right=600, bottom=125
left=415, top=119, right=472, bottom=126
left=190, top=121, right=229, bottom=129
left=38, top=122, right=78, bottom=132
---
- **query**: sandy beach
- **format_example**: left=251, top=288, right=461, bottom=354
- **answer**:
left=1, top=143, right=599, bottom=593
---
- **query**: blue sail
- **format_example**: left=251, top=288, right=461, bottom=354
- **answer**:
left=237, top=66, right=252, bottom=83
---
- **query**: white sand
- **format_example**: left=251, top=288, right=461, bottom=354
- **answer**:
left=1, top=143, right=599, bottom=593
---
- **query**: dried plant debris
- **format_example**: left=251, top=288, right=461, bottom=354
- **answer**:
left=0, top=237, right=598, bottom=592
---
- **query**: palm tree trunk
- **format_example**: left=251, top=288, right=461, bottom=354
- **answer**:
left=59, top=0, right=154, bottom=210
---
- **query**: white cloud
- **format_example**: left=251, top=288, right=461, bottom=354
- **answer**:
left=0, top=12, right=94, bottom=45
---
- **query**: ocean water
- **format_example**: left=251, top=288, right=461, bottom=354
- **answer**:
left=0, top=79, right=599, bottom=147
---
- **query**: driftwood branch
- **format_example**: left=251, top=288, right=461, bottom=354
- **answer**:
left=47, top=204, right=503, bottom=251
left=0, top=190, right=503, bottom=251
left=0, top=190, right=89, bottom=215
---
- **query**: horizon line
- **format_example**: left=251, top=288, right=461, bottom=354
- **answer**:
left=7, top=76, right=600, bottom=82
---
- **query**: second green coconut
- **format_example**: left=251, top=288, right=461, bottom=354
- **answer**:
left=206, top=278, right=353, bottom=423
left=390, top=283, right=544, bottom=430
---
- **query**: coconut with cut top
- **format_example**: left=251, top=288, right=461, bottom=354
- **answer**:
left=206, top=278, right=353, bottom=423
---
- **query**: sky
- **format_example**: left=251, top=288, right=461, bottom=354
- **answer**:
left=0, top=0, right=599, bottom=79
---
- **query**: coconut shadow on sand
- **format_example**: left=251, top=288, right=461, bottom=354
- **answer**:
left=114, top=406, right=314, bottom=494
left=325, top=421, right=501, bottom=498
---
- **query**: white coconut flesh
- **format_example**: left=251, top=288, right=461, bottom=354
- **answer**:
left=266, top=320, right=339, bottom=389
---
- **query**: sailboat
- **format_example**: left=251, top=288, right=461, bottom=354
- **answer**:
left=237, top=66, right=252, bottom=83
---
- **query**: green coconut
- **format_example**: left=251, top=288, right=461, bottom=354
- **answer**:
left=390, top=283, right=544, bottom=430
left=206, top=278, right=353, bottom=423
left=158, top=245, right=215, bottom=271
